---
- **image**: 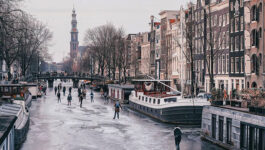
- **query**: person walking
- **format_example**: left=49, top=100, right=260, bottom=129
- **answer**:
left=113, top=100, right=122, bottom=119
left=90, top=92, right=94, bottom=103
left=104, top=92, right=108, bottom=104
left=57, top=92, right=61, bottom=103
left=67, top=93, right=72, bottom=106
left=69, top=87, right=72, bottom=94
left=174, top=127, right=182, bottom=150
left=63, top=86, right=66, bottom=96
left=54, top=86, right=57, bottom=95
left=78, top=87, right=81, bottom=97
left=79, top=94, right=83, bottom=108
left=43, top=86, right=47, bottom=95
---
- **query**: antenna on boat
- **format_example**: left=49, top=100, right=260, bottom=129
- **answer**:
left=145, top=75, right=181, bottom=94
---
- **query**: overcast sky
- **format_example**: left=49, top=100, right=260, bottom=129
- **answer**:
left=23, top=0, right=189, bottom=62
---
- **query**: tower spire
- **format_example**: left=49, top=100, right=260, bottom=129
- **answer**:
left=73, top=4, right=75, bottom=13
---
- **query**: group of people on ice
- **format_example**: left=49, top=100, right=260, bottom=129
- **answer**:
left=53, top=83, right=122, bottom=119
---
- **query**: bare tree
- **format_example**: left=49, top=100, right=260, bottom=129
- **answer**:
left=18, top=14, right=52, bottom=76
left=0, top=0, right=52, bottom=80
left=84, top=23, right=125, bottom=80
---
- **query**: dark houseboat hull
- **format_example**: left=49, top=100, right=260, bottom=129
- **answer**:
left=129, top=101, right=203, bottom=126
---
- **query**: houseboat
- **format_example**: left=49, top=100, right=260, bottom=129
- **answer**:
left=20, top=82, right=38, bottom=100
left=129, top=79, right=210, bottom=125
left=108, top=84, right=134, bottom=104
left=0, top=115, right=17, bottom=150
left=0, top=84, right=31, bottom=149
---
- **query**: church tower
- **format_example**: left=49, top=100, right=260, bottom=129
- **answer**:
left=70, top=8, right=79, bottom=58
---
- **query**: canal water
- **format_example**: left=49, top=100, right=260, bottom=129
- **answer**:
left=20, top=81, right=224, bottom=150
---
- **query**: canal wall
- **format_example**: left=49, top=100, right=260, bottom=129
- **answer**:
left=201, top=105, right=265, bottom=150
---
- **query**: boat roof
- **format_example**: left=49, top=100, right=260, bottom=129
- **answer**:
left=0, top=83, right=37, bottom=87
left=0, top=115, right=17, bottom=145
left=0, top=84, right=22, bottom=87
left=132, top=79, right=171, bottom=82
left=108, top=84, right=134, bottom=89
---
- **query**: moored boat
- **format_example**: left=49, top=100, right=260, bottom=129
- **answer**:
left=0, top=84, right=31, bottom=149
left=129, top=79, right=210, bottom=126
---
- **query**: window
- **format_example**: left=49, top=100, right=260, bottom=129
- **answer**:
left=158, top=99, right=160, bottom=104
left=142, top=96, right=144, bottom=101
left=242, top=80, right=244, bottom=89
left=219, top=56, right=222, bottom=73
left=145, top=97, right=147, bottom=102
left=138, top=96, right=141, bottom=100
left=235, top=57, right=240, bottom=73
left=232, top=79, right=234, bottom=90
left=241, top=36, right=244, bottom=50
left=240, top=123, right=265, bottom=150
left=251, top=54, right=259, bottom=74
left=231, top=18, right=234, bottom=33
left=231, top=37, right=234, bottom=51
left=235, top=17, right=239, bottom=32
left=223, top=32, right=226, bottom=49
left=223, top=55, right=226, bottom=73
left=231, top=57, right=235, bottom=73
left=226, top=55, right=229, bottom=73
left=241, top=57, right=244, bottom=73
left=219, top=116, right=224, bottom=142
left=236, top=36, right=240, bottom=51
left=226, top=31, right=229, bottom=49
left=212, top=114, right=216, bottom=139
left=227, top=118, right=232, bottom=144
left=240, top=16, right=244, bottom=31
left=149, top=98, right=151, bottom=103
left=153, top=99, right=156, bottom=104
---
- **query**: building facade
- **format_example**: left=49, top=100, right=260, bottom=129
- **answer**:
left=245, top=0, right=265, bottom=89
left=204, top=0, right=231, bottom=94
left=140, top=32, right=151, bottom=75
left=159, top=10, right=179, bottom=80
left=171, top=7, right=188, bottom=93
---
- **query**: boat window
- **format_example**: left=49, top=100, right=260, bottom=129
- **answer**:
left=138, top=96, right=141, bottom=100
left=4, top=87, right=9, bottom=92
left=145, top=97, right=147, bottom=102
left=164, top=98, right=177, bottom=103
left=149, top=98, right=151, bottom=103
left=158, top=99, right=160, bottom=104
left=153, top=99, right=156, bottom=104
left=13, top=87, right=18, bottom=93
left=142, top=96, right=144, bottom=101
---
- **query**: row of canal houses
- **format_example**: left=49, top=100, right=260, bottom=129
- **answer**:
left=0, top=83, right=39, bottom=150
left=119, top=0, right=265, bottom=97
left=112, top=0, right=265, bottom=149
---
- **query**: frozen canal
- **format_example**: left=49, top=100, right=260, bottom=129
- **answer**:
left=21, top=81, right=224, bottom=150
